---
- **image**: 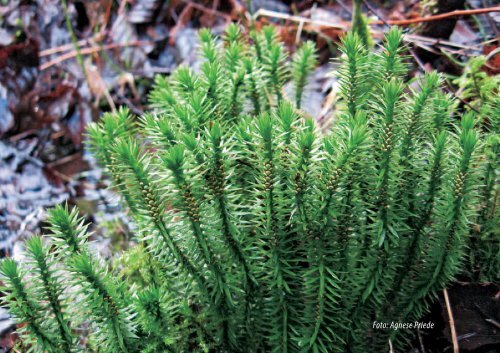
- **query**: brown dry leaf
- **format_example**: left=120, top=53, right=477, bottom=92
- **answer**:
left=117, top=72, right=139, bottom=100
left=278, top=25, right=299, bottom=48
left=84, top=58, right=116, bottom=111
left=0, top=330, right=17, bottom=352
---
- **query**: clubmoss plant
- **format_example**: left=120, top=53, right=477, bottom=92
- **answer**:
left=1, top=25, right=493, bottom=353
left=454, top=56, right=499, bottom=282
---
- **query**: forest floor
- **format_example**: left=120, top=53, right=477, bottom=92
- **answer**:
left=0, top=1, right=499, bottom=352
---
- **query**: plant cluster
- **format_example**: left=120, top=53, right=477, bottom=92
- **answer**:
left=1, top=24, right=492, bottom=353
left=454, top=56, right=499, bottom=282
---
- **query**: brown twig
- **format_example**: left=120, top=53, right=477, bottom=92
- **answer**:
left=39, top=33, right=105, bottom=57
left=181, top=0, right=232, bottom=20
left=45, top=153, right=83, bottom=169
left=9, top=129, right=39, bottom=143
left=169, top=4, right=195, bottom=46
left=39, top=41, right=153, bottom=70
left=370, top=7, right=500, bottom=26
left=101, top=0, right=113, bottom=33
left=443, top=288, right=459, bottom=353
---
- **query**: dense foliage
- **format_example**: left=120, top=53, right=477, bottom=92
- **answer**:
left=1, top=24, right=496, bottom=353
left=454, top=56, right=499, bottom=282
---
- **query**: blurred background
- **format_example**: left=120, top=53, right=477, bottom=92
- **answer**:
left=0, top=0, right=498, bottom=351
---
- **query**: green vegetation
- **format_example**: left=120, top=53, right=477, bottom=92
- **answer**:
left=454, top=56, right=499, bottom=282
left=1, top=24, right=495, bottom=353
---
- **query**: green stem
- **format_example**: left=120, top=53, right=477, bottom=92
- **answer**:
left=61, top=0, right=87, bottom=82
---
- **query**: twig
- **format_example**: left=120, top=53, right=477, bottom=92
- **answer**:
left=115, top=93, right=144, bottom=116
left=101, top=0, right=113, bottom=33
left=474, top=302, right=500, bottom=329
left=370, top=7, right=500, bottom=26
left=118, top=0, right=128, bottom=16
left=408, top=46, right=430, bottom=71
left=39, top=41, right=153, bottom=70
left=46, top=153, right=83, bottom=169
left=444, top=78, right=481, bottom=114
left=181, top=0, right=232, bottom=20
left=388, top=338, right=394, bottom=353
left=443, top=288, right=459, bottom=353
left=211, top=0, right=219, bottom=12
left=245, top=0, right=255, bottom=29
left=39, top=33, right=105, bottom=57
left=363, top=0, right=389, bottom=26
left=295, top=19, right=305, bottom=44
left=46, top=168, right=74, bottom=183
left=363, top=2, right=487, bottom=52
left=404, top=34, right=484, bottom=51
left=417, top=327, right=426, bottom=353
left=485, top=47, right=500, bottom=61
left=334, top=0, right=352, bottom=14
left=253, top=8, right=349, bottom=30
left=9, top=129, right=39, bottom=143
left=475, top=38, right=500, bottom=48
left=457, top=332, right=477, bottom=341
left=485, top=318, right=500, bottom=329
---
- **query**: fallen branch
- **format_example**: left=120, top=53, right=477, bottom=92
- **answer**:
left=39, top=41, right=153, bottom=71
left=443, top=288, right=459, bottom=353
left=371, top=7, right=500, bottom=26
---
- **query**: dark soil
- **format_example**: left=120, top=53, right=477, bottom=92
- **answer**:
left=410, top=283, right=500, bottom=353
